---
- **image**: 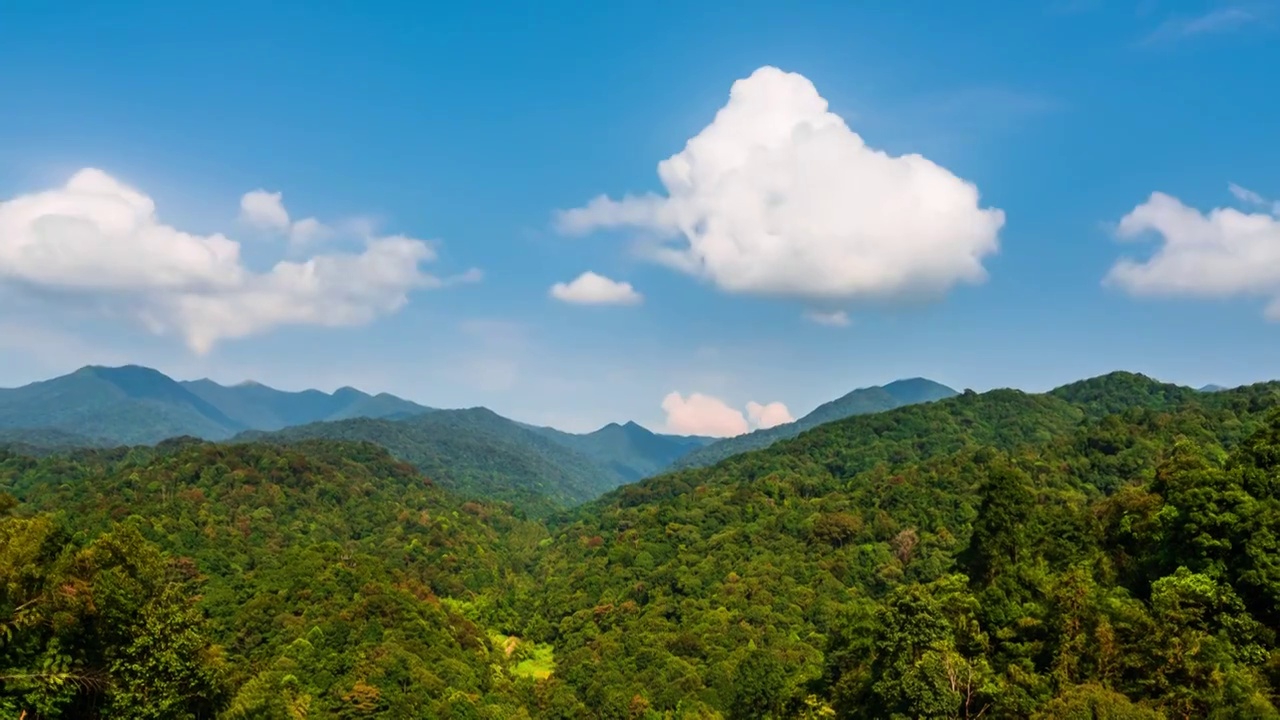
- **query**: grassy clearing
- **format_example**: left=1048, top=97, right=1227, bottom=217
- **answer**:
left=490, top=632, right=556, bottom=679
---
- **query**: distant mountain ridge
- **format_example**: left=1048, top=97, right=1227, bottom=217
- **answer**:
left=527, top=420, right=716, bottom=483
left=0, top=365, right=721, bottom=513
left=0, top=365, right=434, bottom=446
left=236, top=408, right=654, bottom=514
left=672, top=377, right=959, bottom=469
left=180, top=377, right=432, bottom=430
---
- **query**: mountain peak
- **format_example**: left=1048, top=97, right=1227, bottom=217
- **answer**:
left=76, top=363, right=167, bottom=379
left=880, top=377, right=958, bottom=405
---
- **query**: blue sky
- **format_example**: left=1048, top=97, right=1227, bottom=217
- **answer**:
left=1, top=0, right=1279, bottom=433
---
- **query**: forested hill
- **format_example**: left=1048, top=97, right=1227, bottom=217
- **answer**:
left=5, top=371, right=1280, bottom=717
left=673, top=376, right=958, bottom=469
left=1, top=440, right=552, bottom=718
left=526, top=420, right=716, bottom=483
left=234, top=408, right=615, bottom=516
left=527, top=373, right=1280, bottom=717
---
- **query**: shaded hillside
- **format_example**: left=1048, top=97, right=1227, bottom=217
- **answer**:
left=530, top=420, right=715, bottom=483
left=0, top=427, right=106, bottom=452
left=181, top=378, right=432, bottom=429
left=237, top=408, right=621, bottom=515
left=673, top=377, right=958, bottom=469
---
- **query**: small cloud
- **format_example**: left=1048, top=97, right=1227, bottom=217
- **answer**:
left=746, top=400, right=794, bottom=430
left=661, top=391, right=792, bottom=437
left=804, top=309, right=851, bottom=327
left=1140, top=5, right=1262, bottom=45
left=288, top=216, right=332, bottom=246
left=550, top=271, right=643, bottom=305
left=1104, top=186, right=1280, bottom=320
left=443, top=267, right=485, bottom=286
left=239, top=189, right=333, bottom=248
left=1229, top=182, right=1280, bottom=214
left=240, top=189, right=290, bottom=231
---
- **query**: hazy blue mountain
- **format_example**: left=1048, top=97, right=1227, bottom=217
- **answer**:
left=671, top=377, right=959, bottom=469
left=0, top=365, right=434, bottom=447
left=1199, top=383, right=1229, bottom=393
left=0, top=365, right=247, bottom=445
left=530, top=420, right=716, bottom=483
left=180, top=378, right=432, bottom=430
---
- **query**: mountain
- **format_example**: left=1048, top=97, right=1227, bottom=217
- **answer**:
left=672, top=376, right=958, bottom=469
left=236, top=407, right=630, bottom=515
left=7, top=371, right=1280, bottom=717
left=0, top=365, right=713, bottom=511
left=180, top=377, right=432, bottom=429
left=528, top=420, right=716, bottom=483
left=2, top=439, right=542, bottom=718
left=526, top=373, right=1280, bottom=717
left=1199, top=383, right=1229, bottom=392
left=0, top=365, right=433, bottom=447
left=1048, top=371, right=1201, bottom=418
left=0, top=365, right=248, bottom=445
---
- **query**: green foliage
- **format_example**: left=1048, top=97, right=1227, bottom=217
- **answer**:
left=4, top=441, right=547, bottom=718
left=5, top=371, right=1280, bottom=718
left=673, top=377, right=958, bottom=470
left=239, top=409, right=637, bottom=516
left=527, top=375, right=1280, bottom=717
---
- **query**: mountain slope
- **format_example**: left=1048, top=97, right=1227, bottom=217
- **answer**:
left=672, top=377, right=958, bottom=469
left=0, top=366, right=435, bottom=447
left=7, top=371, right=1280, bottom=717
left=1048, top=371, right=1201, bottom=418
left=527, top=375, right=1280, bottom=717
left=0, top=365, right=248, bottom=445
left=180, top=378, right=432, bottom=429
left=530, top=421, right=715, bottom=483
left=3, top=440, right=545, bottom=718
left=237, top=408, right=622, bottom=515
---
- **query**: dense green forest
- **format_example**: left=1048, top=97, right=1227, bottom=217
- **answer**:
left=672, top=378, right=957, bottom=470
left=4, top=372, right=1280, bottom=718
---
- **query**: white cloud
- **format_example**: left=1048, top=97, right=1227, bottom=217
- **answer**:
left=746, top=400, right=794, bottom=430
left=549, top=271, right=643, bottom=305
left=1105, top=187, right=1280, bottom=319
left=0, top=168, right=478, bottom=353
left=239, top=189, right=331, bottom=247
left=557, top=65, right=1004, bottom=303
left=1142, top=6, right=1260, bottom=45
left=661, top=391, right=793, bottom=437
left=1229, top=182, right=1280, bottom=214
left=239, top=189, right=291, bottom=231
left=804, top=309, right=851, bottom=327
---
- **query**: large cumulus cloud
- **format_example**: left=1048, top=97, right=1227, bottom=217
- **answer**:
left=558, top=66, right=1005, bottom=308
left=0, top=168, right=478, bottom=353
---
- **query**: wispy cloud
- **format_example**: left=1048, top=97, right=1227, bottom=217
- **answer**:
left=1140, top=4, right=1265, bottom=45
